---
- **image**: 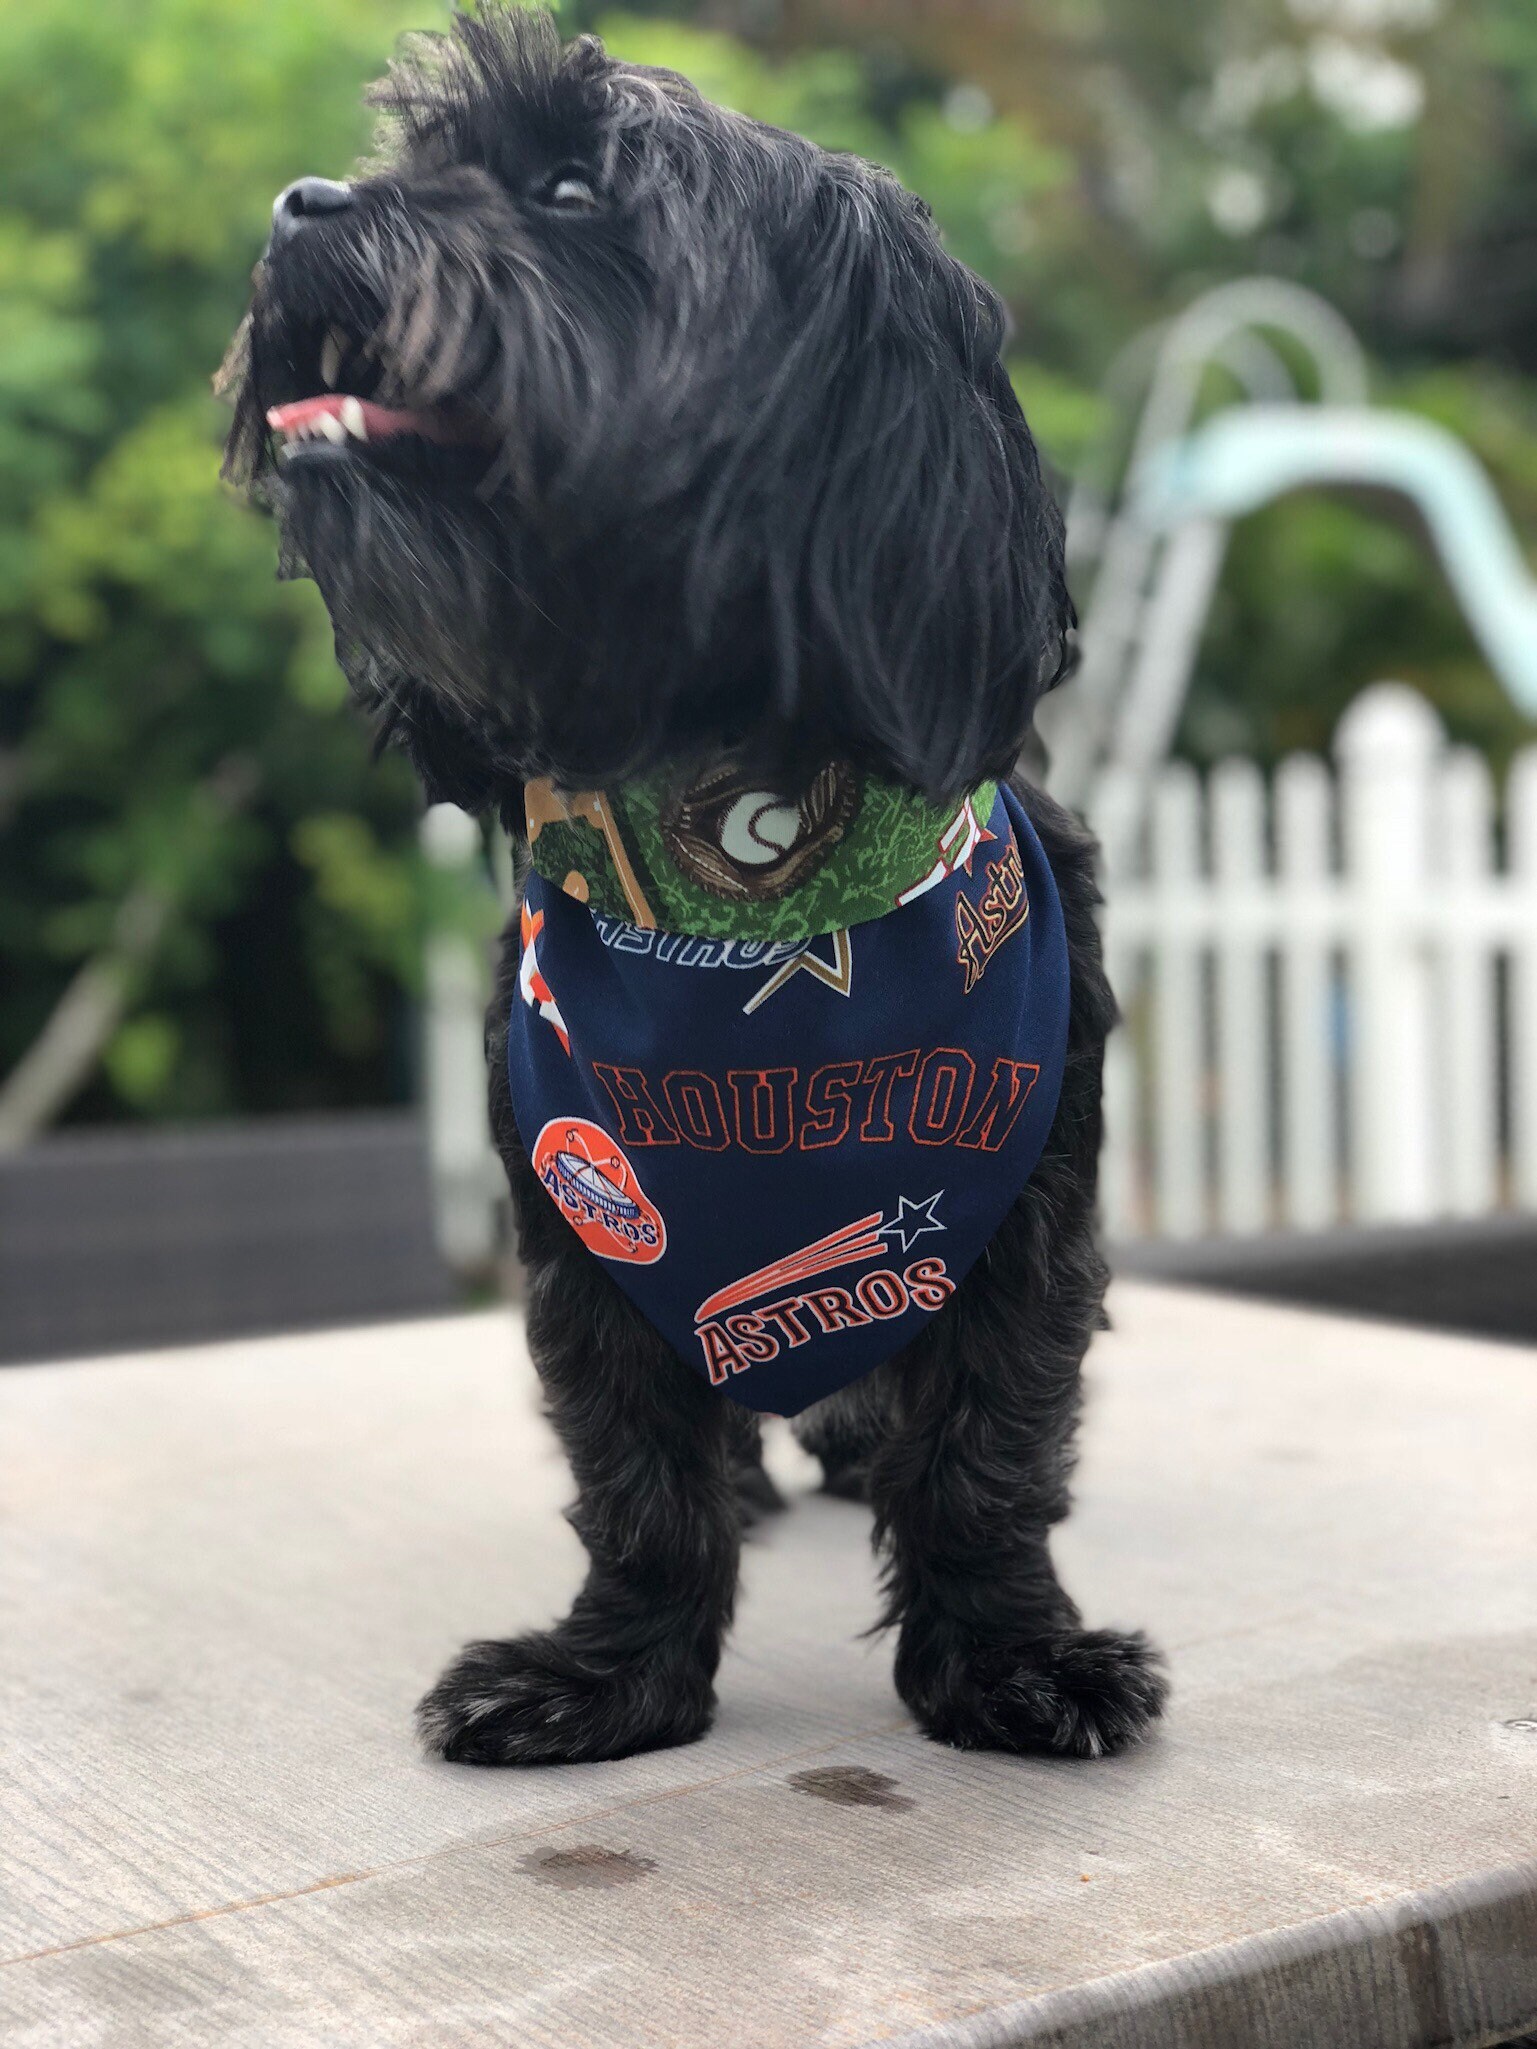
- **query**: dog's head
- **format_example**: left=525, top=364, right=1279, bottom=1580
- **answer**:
left=222, top=7, right=1072, bottom=817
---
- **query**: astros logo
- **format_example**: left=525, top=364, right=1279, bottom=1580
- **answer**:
left=692, top=1195, right=953, bottom=1383
left=532, top=1118, right=667, bottom=1263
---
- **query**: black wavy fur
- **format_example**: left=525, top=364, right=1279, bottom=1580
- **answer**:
left=224, top=6, right=1165, bottom=1766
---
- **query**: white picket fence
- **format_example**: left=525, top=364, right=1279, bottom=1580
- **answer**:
left=1097, top=683, right=1537, bottom=1240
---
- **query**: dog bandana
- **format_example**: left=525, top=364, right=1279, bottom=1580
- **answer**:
left=505, top=763, right=1069, bottom=1416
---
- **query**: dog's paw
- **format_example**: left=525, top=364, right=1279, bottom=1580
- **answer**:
left=417, top=1632, right=716, bottom=1767
left=900, top=1627, right=1167, bottom=1760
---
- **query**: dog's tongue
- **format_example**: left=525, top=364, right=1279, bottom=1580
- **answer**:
left=266, top=394, right=484, bottom=446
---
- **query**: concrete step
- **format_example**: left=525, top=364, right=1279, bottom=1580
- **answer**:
left=2, top=1285, right=1534, bottom=2046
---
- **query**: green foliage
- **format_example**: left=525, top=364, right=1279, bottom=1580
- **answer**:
left=0, top=0, right=432, bottom=1120
left=4, top=0, right=1535, bottom=1129
left=1043, top=0, right=1537, bottom=767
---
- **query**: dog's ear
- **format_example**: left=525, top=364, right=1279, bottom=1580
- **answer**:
left=706, top=167, right=1072, bottom=802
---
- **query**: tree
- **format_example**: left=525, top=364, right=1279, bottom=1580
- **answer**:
left=0, top=0, right=433, bottom=1135
left=4, top=0, right=1533, bottom=1135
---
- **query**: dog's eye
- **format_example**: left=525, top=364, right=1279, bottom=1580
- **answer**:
left=541, top=171, right=600, bottom=211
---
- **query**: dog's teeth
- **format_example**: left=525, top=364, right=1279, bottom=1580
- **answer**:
left=317, top=412, right=347, bottom=445
left=340, top=396, right=367, bottom=440
left=320, top=326, right=346, bottom=388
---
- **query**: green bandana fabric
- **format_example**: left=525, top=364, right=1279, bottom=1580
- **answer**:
left=525, top=763, right=999, bottom=944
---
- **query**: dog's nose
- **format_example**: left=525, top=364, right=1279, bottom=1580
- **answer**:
left=268, top=177, right=354, bottom=251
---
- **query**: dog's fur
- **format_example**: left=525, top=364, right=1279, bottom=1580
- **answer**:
left=224, top=6, right=1166, bottom=1765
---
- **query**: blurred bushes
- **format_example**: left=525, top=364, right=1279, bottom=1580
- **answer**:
left=0, top=0, right=428, bottom=1123
left=2, top=0, right=1535, bottom=1127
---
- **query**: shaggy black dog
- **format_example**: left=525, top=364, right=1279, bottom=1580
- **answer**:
left=223, top=6, right=1166, bottom=1765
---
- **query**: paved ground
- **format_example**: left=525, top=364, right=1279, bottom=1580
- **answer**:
left=2, top=1284, right=1535, bottom=2047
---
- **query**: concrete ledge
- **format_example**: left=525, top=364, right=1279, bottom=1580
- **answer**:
left=2, top=1285, right=1535, bottom=2045
left=884, top=1862, right=1537, bottom=2049
left=1112, top=1213, right=1537, bottom=1347
left=0, top=1113, right=454, bottom=1363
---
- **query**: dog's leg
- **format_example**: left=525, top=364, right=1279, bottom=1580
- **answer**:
left=869, top=780, right=1166, bottom=1758
left=870, top=1158, right=1165, bottom=1758
left=791, top=1376, right=891, bottom=1502
left=418, top=1164, right=743, bottom=1767
left=417, top=925, right=748, bottom=1768
left=732, top=1414, right=788, bottom=1524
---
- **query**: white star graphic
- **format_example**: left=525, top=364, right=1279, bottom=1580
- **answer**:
left=880, top=1192, right=947, bottom=1255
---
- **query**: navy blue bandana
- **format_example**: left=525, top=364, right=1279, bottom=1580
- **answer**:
left=506, top=779, right=1068, bottom=1416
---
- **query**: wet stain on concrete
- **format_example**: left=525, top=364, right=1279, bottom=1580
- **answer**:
left=519, top=1845, right=657, bottom=1891
left=787, top=1765, right=916, bottom=1811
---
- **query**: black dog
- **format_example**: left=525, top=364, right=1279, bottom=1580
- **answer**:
left=223, top=6, right=1166, bottom=1766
